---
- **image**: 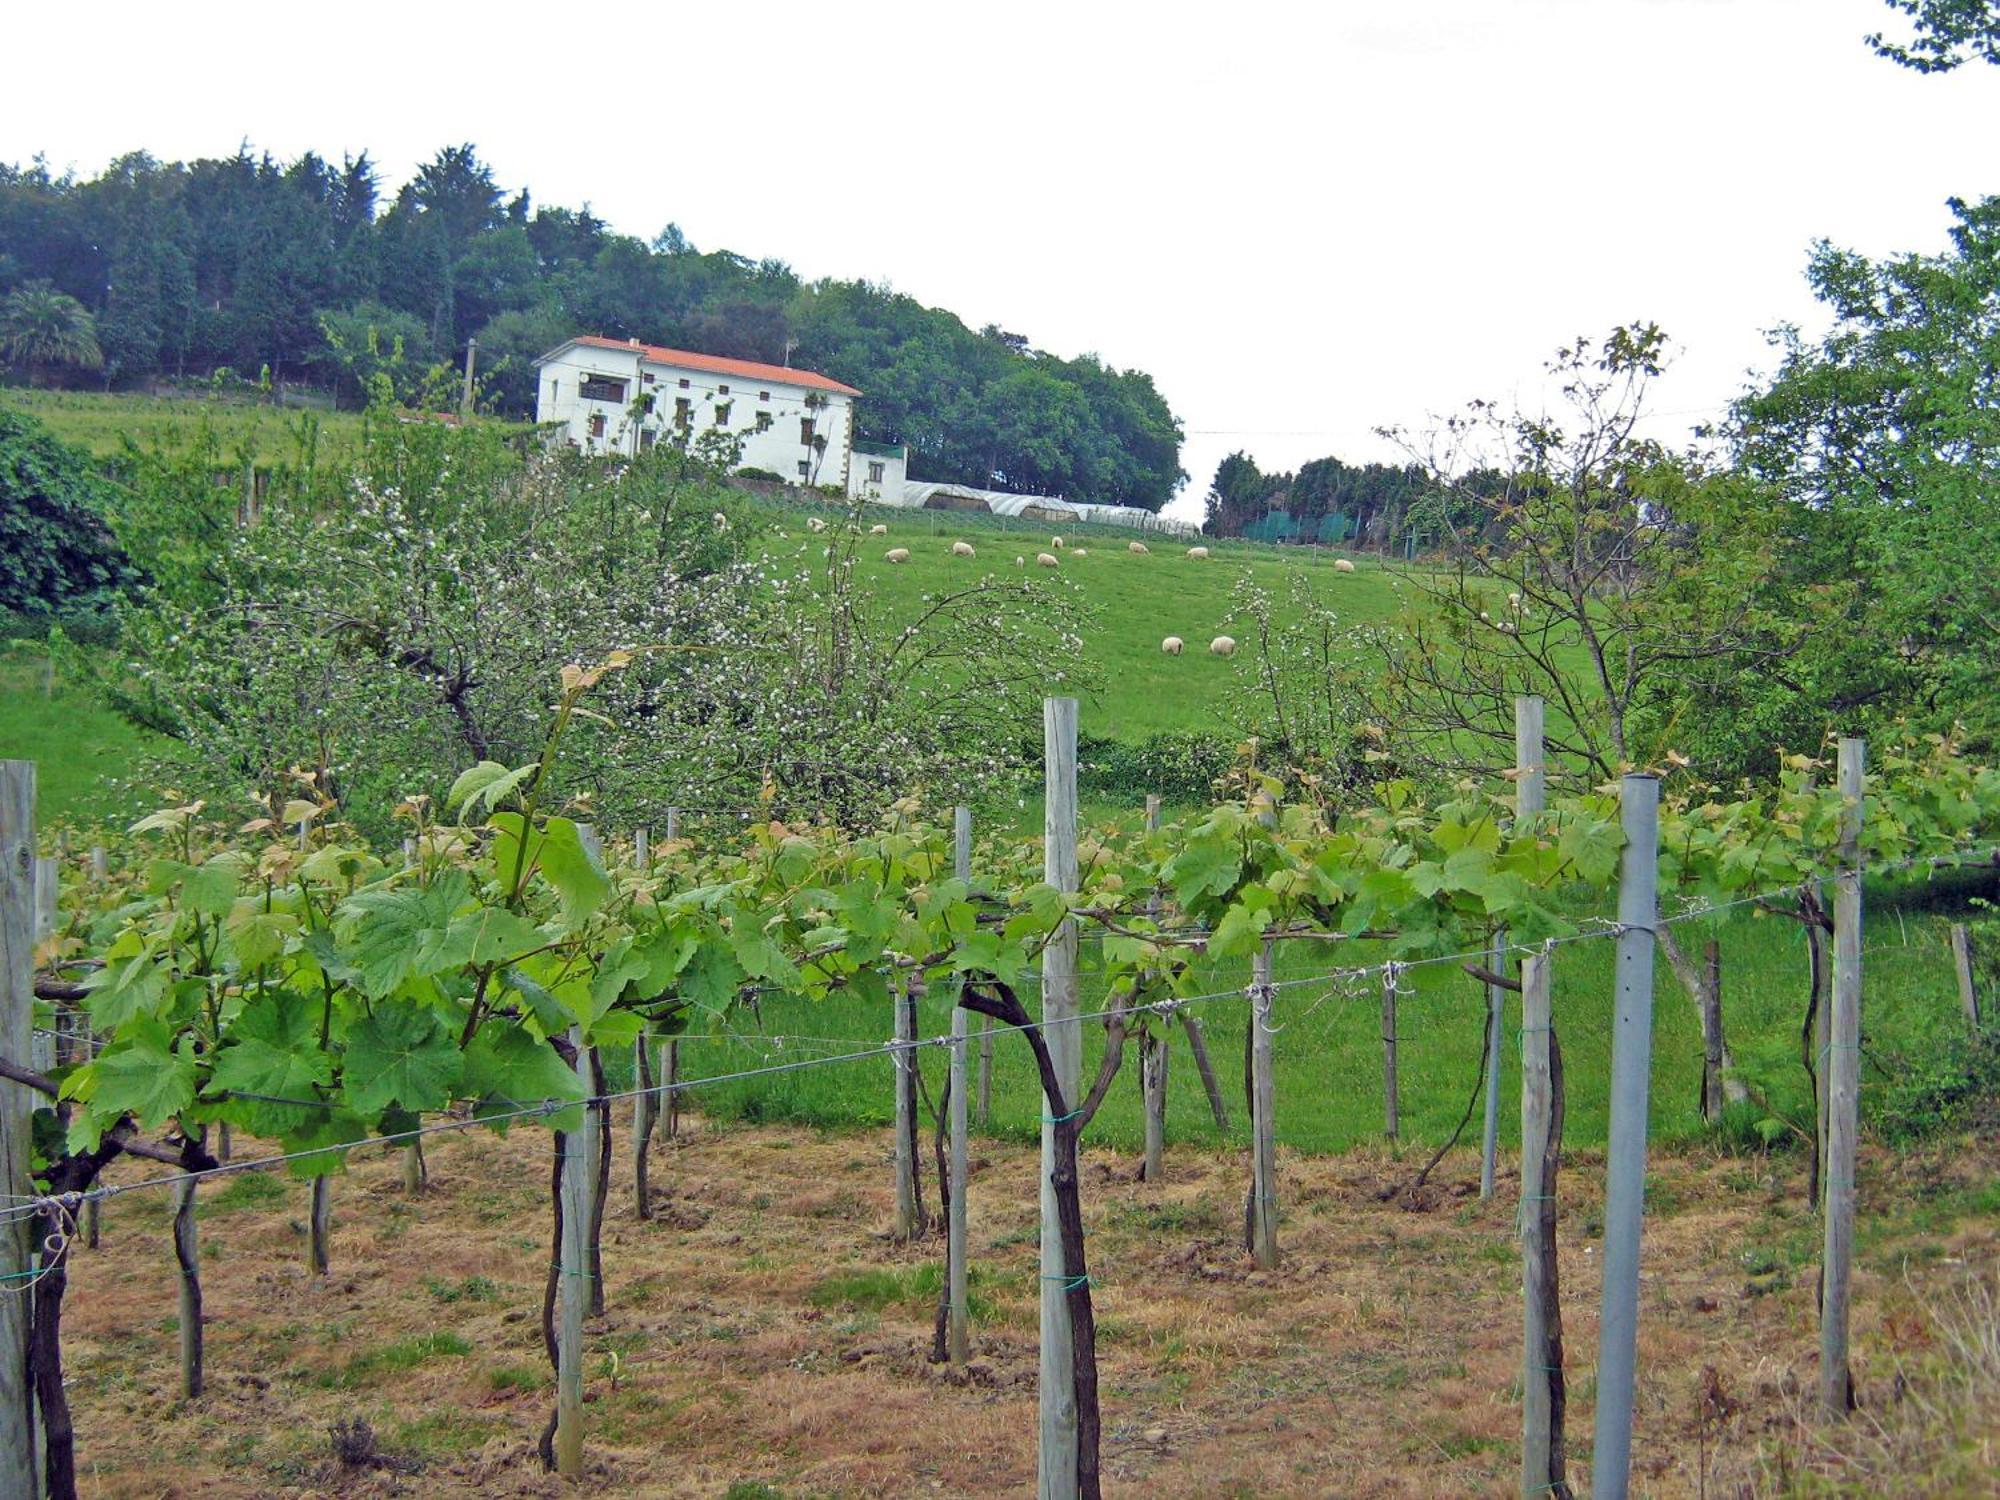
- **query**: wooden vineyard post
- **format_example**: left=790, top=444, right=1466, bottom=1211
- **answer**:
left=634, top=826, right=649, bottom=871
left=1139, top=793, right=1169, bottom=1181
left=89, top=846, right=107, bottom=885
left=948, top=804, right=972, bottom=1365
left=30, top=856, right=56, bottom=1073
left=1951, top=925, right=1981, bottom=1027
left=309, top=1176, right=332, bottom=1276
left=1519, top=950, right=1568, bottom=1497
left=665, top=1039, right=680, bottom=1140
left=665, top=806, right=680, bottom=845
left=555, top=1027, right=595, bottom=1478
left=1700, top=940, right=1726, bottom=1122
left=633, top=1034, right=657, bottom=1220
left=1246, top=798, right=1279, bottom=1269
left=1590, top=772, right=1659, bottom=1500
left=1380, top=966, right=1400, bottom=1143
left=974, top=801, right=992, bottom=1131
left=1822, top=737, right=1865, bottom=1416
left=893, top=974, right=921, bottom=1241
left=1181, top=1012, right=1230, bottom=1130
left=174, top=1140, right=203, bottom=1399
left=1038, top=697, right=1081, bottom=1500
left=1, top=762, right=40, bottom=1498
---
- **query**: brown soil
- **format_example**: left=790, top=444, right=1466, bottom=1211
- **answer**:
left=52, top=1115, right=2000, bottom=1498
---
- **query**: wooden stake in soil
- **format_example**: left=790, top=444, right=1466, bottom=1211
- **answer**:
left=1381, top=965, right=1401, bottom=1143
left=948, top=805, right=972, bottom=1364
left=665, top=1039, right=680, bottom=1140
left=0, top=761, right=41, bottom=1498
left=1247, top=932, right=1279, bottom=1268
left=1038, top=697, right=1081, bottom=1500
left=634, top=1036, right=657, bottom=1220
left=174, top=1144, right=203, bottom=1399
left=1952, top=925, right=1981, bottom=1027
left=30, top=856, right=56, bottom=1073
left=1181, top=1012, right=1230, bottom=1130
left=1139, top=793, right=1170, bottom=1181
left=1821, top=737, right=1864, bottom=1416
left=1699, top=940, right=1726, bottom=1123
left=308, top=1176, right=331, bottom=1276
left=89, top=847, right=107, bottom=885
left=893, top=974, right=922, bottom=1241
left=554, top=1027, right=595, bottom=1478
left=1519, top=951, right=1569, bottom=1498
left=1590, top=772, right=1659, bottom=1500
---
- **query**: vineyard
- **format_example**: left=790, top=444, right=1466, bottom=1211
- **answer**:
left=3, top=672, right=1999, bottom=1497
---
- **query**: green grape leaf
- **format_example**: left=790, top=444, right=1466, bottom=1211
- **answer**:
left=81, top=949, right=170, bottom=1031
left=205, top=990, right=332, bottom=1132
left=75, top=1021, right=195, bottom=1134
left=343, top=1006, right=462, bottom=1116
left=462, top=1025, right=586, bottom=1132
left=282, top=1107, right=370, bottom=1178
left=226, top=902, right=296, bottom=969
left=337, top=871, right=472, bottom=997
left=539, top=817, right=612, bottom=927
left=1163, top=836, right=1242, bottom=905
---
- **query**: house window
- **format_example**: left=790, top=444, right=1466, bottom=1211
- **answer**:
left=797, top=459, right=810, bottom=477
left=678, top=377, right=690, bottom=388
left=755, top=411, right=773, bottom=432
left=589, top=413, right=606, bottom=438
left=868, top=461, right=885, bottom=484
left=674, top=397, right=692, bottom=428
left=718, top=384, right=730, bottom=396
left=714, top=402, right=731, bottom=428
left=799, top=417, right=816, bottom=446
left=579, top=375, right=626, bottom=403
left=642, top=372, right=656, bottom=385
left=548, top=380, right=559, bottom=404
left=639, top=428, right=657, bottom=450
left=759, top=390, right=770, bottom=402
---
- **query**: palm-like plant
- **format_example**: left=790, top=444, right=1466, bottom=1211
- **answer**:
left=1, top=281, right=104, bottom=385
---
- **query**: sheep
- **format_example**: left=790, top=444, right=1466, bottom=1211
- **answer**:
left=1161, top=635, right=1184, bottom=655
left=807, top=516, right=827, bottom=533
left=1209, top=635, right=1237, bottom=657
left=1015, top=555, right=1026, bottom=567
left=1071, top=548, right=1089, bottom=557
left=1050, top=536, right=1065, bottom=550
left=951, top=540, right=976, bottom=558
left=1036, top=552, right=1059, bottom=568
left=1333, top=558, right=1356, bottom=574
left=1129, top=541, right=1150, bottom=555
left=885, top=547, right=911, bottom=564
left=712, top=512, right=729, bottom=529
left=1186, top=545, right=1210, bottom=559
left=869, top=523, right=889, bottom=536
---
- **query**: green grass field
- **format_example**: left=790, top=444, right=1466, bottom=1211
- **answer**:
left=0, top=649, right=169, bottom=830
left=0, top=386, right=377, bottom=468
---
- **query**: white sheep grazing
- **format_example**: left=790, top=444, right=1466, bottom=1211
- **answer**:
left=951, top=541, right=976, bottom=558
left=1161, top=635, right=1184, bottom=655
left=1129, top=541, right=1150, bottom=555
left=1333, top=558, right=1356, bottom=573
left=885, top=547, right=911, bottom=564
left=869, top=523, right=889, bottom=536
left=1051, top=536, right=1065, bottom=550
left=1071, top=548, right=1088, bottom=557
left=1014, top=555, right=1026, bottom=567
left=1036, top=552, right=1059, bottom=568
left=807, top=516, right=827, bottom=533
left=1209, top=635, right=1237, bottom=657
left=1186, top=545, right=1210, bottom=560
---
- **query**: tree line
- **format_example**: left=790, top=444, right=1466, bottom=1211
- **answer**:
left=0, top=145, right=1185, bottom=509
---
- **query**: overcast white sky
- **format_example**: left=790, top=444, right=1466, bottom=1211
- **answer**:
left=5, top=0, right=1995, bottom=517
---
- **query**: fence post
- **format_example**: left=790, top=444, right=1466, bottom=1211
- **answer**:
left=948, top=804, right=972, bottom=1365
left=665, top=807, right=680, bottom=845
left=893, top=974, right=920, bottom=1241
left=1700, top=940, right=1725, bottom=1122
left=1381, top=968, right=1400, bottom=1143
left=30, top=857, right=56, bottom=1074
left=554, top=1027, right=595, bottom=1477
left=398, top=832, right=425, bottom=1195
left=634, top=826, right=650, bottom=871
left=89, top=846, right=107, bottom=885
left=1519, top=950, right=1568, bottom=1496
left=1038, top=697, right=1080, bottom=1500
left=1140, top=794, right=1169, bottom=1181
left=1247, top=799, right=1279, bottom=1269
left=1822, top=737, right=1864, bottom=1415
left=1, top=762, right=40, bottom=1498
left=1951, top=925, right=1980, bottom=1027
left=174, top=1133, right=203, bottom=1399
left=309, top=1177, right=332, bottom=1276
left=975, top=799, right=993, bottom=1126
left=1591, top=772, right=1659, bottom=1500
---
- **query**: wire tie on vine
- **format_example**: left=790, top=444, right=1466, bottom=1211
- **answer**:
left=1040, top=1273, right=1093, bottom=1290
left=1042, top=1108, right=1083, bottom=1124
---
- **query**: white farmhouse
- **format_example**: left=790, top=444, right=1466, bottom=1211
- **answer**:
left=535, top=335, right=882, bottom=492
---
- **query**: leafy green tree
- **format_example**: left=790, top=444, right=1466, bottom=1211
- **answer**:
left=0, top=281, right=103, bottom=384
left=1730, top=195, right=2000, bottom=749
left=1870, top=0, right=2000, bottom=69
left=0, top=411, right=133, bottom=616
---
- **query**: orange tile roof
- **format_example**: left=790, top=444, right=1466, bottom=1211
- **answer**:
left=565, top=335, right=862, bottom=396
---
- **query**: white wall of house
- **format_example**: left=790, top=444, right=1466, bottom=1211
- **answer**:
left=847, top=444, right=907, bottom=502
left=536, top=339, right=855, bottom=486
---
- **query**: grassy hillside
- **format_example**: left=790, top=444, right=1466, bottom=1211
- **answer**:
left=0, top=386, right=378, bottom=467
left=0, top=649, right=171, bottom=830
left=769, top=505, right=1405, bottom=742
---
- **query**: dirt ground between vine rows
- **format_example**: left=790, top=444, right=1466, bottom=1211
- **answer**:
left=51, top=1111, right=2000, bottom=1499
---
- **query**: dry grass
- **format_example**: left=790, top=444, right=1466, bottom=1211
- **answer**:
left=55, top=1116, right=2000, bottom=1498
